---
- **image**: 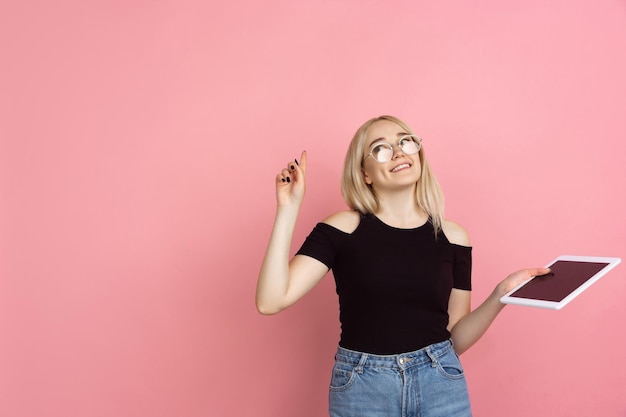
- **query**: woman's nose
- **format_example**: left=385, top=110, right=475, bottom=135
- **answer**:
left=391, top=143, right=405, bottom=158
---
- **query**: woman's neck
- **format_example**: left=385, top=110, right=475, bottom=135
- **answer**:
left=375, top=187, right=427, bottom=228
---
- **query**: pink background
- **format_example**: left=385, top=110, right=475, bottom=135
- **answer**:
left=1, top=1, right=625, bottom=416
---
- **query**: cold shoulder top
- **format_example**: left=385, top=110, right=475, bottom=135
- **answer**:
left=296, top=213, right=472, bottom=355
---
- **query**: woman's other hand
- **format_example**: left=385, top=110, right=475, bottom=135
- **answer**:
left=496, top=267, right=552, bottom=298
left=275, top=150, right=307, bottom=208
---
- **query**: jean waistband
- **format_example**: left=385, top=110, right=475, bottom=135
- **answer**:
left=334, top=339, right=453, bottom=369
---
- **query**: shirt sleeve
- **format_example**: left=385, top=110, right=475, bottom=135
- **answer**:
left=295, top=223, right=344, bottom=270
left=452, top=245, right=472, bottom=291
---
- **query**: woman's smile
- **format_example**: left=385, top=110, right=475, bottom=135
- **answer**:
left=391, top=162, right=411, bottom=173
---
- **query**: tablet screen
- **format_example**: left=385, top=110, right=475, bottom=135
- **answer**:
left=509, top=260, right=610, bottom=302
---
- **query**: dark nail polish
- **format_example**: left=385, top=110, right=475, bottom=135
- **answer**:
left=295, top=158, right=299, bottom=166
left=286, top=177, right=291, bottom=183
left=281, top=178, right=286, bottom=183
left=290, top=165, right=295, bottom=170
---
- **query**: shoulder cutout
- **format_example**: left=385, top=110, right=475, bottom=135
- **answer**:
left=321, top=210, right=361, bottom=234
left=442, top=220, right=471, bottom=247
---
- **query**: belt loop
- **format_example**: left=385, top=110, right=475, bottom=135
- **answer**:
left=355, top=353, right=368, bottom=374
left=426, top=347, right=438, bottom=368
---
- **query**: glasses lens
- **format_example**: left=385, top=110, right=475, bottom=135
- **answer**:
left=371, top=144, right=393, bottom=163
left=400, top=137, right=420, bottom=155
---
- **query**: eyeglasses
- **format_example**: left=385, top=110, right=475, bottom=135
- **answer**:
left=364, top=135, right=422, bottom=163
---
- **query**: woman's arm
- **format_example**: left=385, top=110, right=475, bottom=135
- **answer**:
left=449, top=269, right=549, bottom=354
left=255, top=151, right=329, bottom=315
left=443, top=220, right=549, bottom=354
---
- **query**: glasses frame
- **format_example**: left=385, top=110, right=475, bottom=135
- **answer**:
left=364, top=135, right=423, bottom=163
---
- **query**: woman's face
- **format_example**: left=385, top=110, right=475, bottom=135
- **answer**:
left=361, top=120, right=422, bottom=190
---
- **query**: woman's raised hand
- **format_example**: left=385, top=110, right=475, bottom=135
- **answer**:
left=275, top=150, right=307, bottom=208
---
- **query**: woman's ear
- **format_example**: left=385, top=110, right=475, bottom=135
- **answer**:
left=362, top=169, right=372, bottom=185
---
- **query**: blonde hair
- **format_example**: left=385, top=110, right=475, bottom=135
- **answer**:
left=341, top=115, right=445, bottom=234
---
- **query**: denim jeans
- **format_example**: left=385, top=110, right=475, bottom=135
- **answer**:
left=329, top=340, right=472, bottom=417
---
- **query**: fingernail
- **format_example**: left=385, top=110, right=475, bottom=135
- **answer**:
left=281, top=178, right=286, bottom=183
left=290, top=164, right=295, bottom=170
left=295, top=158, right=299, bottom=166
left=286, top=177, right=291, bottom=183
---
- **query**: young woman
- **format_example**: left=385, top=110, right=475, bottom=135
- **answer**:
left=256, top=115, right=549, bottom=417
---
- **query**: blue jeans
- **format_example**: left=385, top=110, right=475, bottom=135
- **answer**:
left=329, top=340, right=472, bottom=417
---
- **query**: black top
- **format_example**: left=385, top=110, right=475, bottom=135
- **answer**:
left=296, top=213, right=472, bottom=355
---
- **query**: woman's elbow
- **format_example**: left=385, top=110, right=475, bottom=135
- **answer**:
left=256, top=304, right=279, bottom=315
left=255, top=299, right=285, bottom=315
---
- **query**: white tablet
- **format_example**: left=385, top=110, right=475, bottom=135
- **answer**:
left=500, top=255, right=621, bottom=310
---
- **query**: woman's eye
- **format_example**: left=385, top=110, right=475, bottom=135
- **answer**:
left=373, top=145, right=386, bottom=153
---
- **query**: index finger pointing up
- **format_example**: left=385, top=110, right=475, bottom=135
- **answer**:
left=297, top=150, right=307, bottom=173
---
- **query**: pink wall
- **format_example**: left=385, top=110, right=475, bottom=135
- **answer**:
left=1, top=1, right=625, bottom=416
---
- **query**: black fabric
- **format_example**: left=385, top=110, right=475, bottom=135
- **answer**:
left=296, top=213, right=472, bottom=355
